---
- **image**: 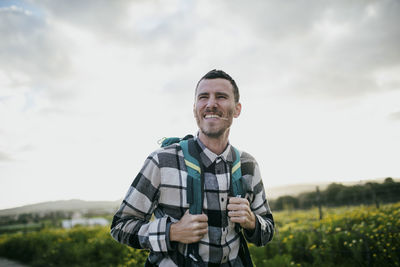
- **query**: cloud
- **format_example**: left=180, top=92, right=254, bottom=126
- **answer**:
left=1, top=0, right=400, bottom=208
left=2, top=0, right=397, bottom=101
left=389, top=111, right=400, bottom=121
left=35, top=0, right=136, bottom=44
left=0, top=151, right=14, bottom=161
left=0, top=4, right=74, bottom=105
left=215, top=0, right=400, bottom=98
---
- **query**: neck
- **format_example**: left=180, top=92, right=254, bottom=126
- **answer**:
left=198, top=129, right=230, bottom=155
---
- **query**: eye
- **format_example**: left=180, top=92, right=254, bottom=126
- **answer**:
left=198, top=95, right=208, bottom=99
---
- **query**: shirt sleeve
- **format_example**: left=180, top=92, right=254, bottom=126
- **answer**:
left=241, top=155, right=275, bottom=246
left=110, top=150, right=173, bottom=253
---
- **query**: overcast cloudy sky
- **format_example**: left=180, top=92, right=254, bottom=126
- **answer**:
left=1, top=0, right=399, bottom=209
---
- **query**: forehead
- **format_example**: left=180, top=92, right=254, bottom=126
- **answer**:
left=196, top=78, right=234, bottom=96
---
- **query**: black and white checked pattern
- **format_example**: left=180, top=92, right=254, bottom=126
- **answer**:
left=111, top=136, right=274, bottom=266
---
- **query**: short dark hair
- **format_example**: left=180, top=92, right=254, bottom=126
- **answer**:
left=195, top=69, right=240, bottom=103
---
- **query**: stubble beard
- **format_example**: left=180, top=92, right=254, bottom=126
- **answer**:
left=195, top=109, right=234, bottom=139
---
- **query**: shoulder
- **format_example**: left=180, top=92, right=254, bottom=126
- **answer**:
left=149, top=143, right=183, bottom=168
left=238, top=149, right=257, bottom=164
left=236, top=148, right=258, bottom=176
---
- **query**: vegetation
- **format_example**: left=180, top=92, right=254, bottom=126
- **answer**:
left=0, top=202, right=398, bottom=266
left=0, top=226, right=148, bottom=267
left=270, top=177, right=400, bottom=211
left=251, top=202, right=400, bottom=266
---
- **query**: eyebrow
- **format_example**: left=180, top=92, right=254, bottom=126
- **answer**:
left=215, top=92, right=229, bottom=97
left=197, top=92, right=209, bottom=98
left=197, top=92, right=230, bottom=98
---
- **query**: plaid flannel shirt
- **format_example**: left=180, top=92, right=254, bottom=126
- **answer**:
left=111, top=136, right=274, bottom=266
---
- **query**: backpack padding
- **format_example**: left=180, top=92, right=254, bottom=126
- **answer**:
left=230, top=147, right=244, bottom=198
left=180, top=139, right=204, bottom=215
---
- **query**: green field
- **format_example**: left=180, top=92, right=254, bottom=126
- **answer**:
left=0, top=202, right=399, bottom=266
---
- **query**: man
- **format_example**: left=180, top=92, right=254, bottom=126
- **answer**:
left=111, top=70, right=274, bottom=266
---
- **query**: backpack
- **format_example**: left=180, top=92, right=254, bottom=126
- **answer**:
left=161, top=134, right=244, bottom=213
left=159, top=135, right=253, bottom=267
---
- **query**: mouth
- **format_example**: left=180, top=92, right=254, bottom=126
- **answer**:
left=204, top=114, right=222, bottom=119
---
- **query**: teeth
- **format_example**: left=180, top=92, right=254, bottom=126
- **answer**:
left=205, top=114, right=220, bottom=118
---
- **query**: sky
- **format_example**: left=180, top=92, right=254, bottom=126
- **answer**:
left=0, top=0, right=399, bottom=210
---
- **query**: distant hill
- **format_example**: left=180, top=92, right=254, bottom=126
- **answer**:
left=0, top=199, right=121, bottom=216
left=1, top=177, right=398, bottom=216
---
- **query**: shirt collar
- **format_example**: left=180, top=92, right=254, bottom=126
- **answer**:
left=194, top=134, right=234, bottom=167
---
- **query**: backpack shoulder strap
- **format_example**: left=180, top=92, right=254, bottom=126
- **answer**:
left=180, top=138, right=205, bottom=264
left=160, top=134, right=194, bottom=148
left=180, top=138, right=204, bottom=215
left=230, top=146, right=244, bottom=197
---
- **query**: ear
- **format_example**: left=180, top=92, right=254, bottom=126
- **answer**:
left=234, top=102, right=241, bottom=118
left=193, top=103, right=196, bottom=117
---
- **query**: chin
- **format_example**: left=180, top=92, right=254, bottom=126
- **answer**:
left=201, top=128, right=226, bottom=138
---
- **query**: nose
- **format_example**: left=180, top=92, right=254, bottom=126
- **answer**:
left=206, top=96, right=217, bottom=108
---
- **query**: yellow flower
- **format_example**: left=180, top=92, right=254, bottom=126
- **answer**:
left=310, top=244, right=317, bottom=250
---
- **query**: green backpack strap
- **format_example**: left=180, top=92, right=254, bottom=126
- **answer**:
left=160, top=137, right=181, bottom=147
left=180, top=139, right=204, bottom=215
left=160, top=135, right=243, bottom=209
left=160, top=136, right=249, bottom=264
left=180, top=139, right=205, bottom=265
left=159, top=135, right=203, bottom=215
left=160, top=134, right=193, bottom=148
left=231, top=147, right=244, bottom=197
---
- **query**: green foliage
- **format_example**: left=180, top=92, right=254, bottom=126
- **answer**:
left=270, top=178, right=400, bottom=211
left=250, top=202, right=400, bottom=266
left=1, top=203, right=399, bottom=266
left=273, top=196, right=299, bottom=210
left=0, top=226, right=148, bottom=267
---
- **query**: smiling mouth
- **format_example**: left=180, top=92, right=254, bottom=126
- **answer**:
left=204, top=114, right=221, bottom=119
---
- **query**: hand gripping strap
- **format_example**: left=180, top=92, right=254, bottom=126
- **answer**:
left=180, top=139, right=203, bottom=215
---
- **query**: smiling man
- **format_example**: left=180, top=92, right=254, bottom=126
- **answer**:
left=111, top=70, right=275, bottom=266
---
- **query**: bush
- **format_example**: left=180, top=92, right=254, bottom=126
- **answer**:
left=1, top=203, right=399, bottom=266
left=0, top=226, right=148, bottom=267
left=250, top=202, right=400, bottom=267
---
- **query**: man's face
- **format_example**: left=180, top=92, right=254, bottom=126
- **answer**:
left=194, top=78, right=241, bottom=139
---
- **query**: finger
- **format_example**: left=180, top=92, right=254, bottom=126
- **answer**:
left=227, top=203, right=250, bottom=211
left=228, top=210, right=247, bottom=217
left=228, top=197, right=249, bottom=205
left=184, top=209, right=190, bottom=215
left=227, top=204, right=240, bottom=211
left=229, top=216, right=247, bottom=224
left=196, top=227, right=208, bottom=236
left=230, top=209, right=253, bottom=220
left=193, top=222, right=208, bottom=230
left=194, top=214, right=208, bottom=222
